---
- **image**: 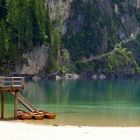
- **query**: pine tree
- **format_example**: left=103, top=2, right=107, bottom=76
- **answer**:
left=24, top=1, right=33, bottom=51
left=44, top=2, right=52, bottom=43
left=29, top=0, right=46, bottom=46
left=7, top=0, right=33, bottom=52
left=0, top=19, right=9, bottom=61
left=7, top=41, right=17, bottom=63
left=6, top=0, right=17, bottom=40
left=36, top=0, right=46, bottom=43
left=0, top=0, right=7, bottom=21
left=46, top=1, right=62, bottom=73
left=55, top=2, right=62, bottom=31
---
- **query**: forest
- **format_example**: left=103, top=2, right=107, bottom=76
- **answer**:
left=0, top=0, right=140, bottom=78
left=0, top=0, right=60, bottom=74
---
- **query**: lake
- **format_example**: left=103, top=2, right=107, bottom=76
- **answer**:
left=2, top=79, right=140, bottom=126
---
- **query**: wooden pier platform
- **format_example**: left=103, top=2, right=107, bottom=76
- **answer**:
left=0, top=77, right=24, bottom=119
left=0, top=76, right=56, bottom=120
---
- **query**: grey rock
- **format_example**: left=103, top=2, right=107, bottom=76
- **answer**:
left=99, top=74, right=106, bottom=80
left=64, top=73, right=79, bottom=80
left=16, top=45, right=49, bottom=75
left=32, top=76, right=41, bottom=81
left=55, top=75, right=63, bottom=80
left=91, top=74, right=98, bottom=80
left=47, top=73, right=58, bottom=80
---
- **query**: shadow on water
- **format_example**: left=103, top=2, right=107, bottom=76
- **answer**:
left=1, top=79, right=140, bottom=126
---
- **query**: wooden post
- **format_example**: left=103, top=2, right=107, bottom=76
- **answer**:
left=14, top=91, right=18, bottom=119
left=1, top=91, right=4, bottom=119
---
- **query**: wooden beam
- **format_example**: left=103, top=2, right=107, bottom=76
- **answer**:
left=1, top=92, right=4, bottom=119
left=14, top=92, right=18, bottom=119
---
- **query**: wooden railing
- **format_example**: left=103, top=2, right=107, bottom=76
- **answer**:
left=0, top=77, right=25, bottom=88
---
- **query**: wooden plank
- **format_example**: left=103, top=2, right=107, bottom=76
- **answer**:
left=0, top=87, right=23, bottom=93
left=0, top=77, right=24, bottom=79
left=11, top=92, right=36, bottom=112
left=14, top=92, right=18, bottom=119
left=1, top=92, right=4, bottom=119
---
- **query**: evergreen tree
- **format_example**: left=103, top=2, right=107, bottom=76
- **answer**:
left=0, top=19, right=9, bottom=61
left=7, top=41, right=17, bottom=63
left=44, top=1, right=52, bottom=43
left=36, top=0, right=46, bottom=44
left=52, top=2, right=61, bottom=66
left=6, top=0, right=17, bottom=41
left=55, top=2, right=62, bottom=31
left=0, top=0, right=62, bottom=74
left=46, top=1, right=61, bottom=73
left=16, top=0, right=33, bottom=51
left=0, top=0, right=7, bottom=21
left=15, top=0, right=27, bottom=50
left=29, top=0, right=46, bottom=46
left=24, top=1, right=33, bottom=51
left=7, top=0, right=33, bottom=52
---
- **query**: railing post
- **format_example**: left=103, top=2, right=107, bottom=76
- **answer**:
left=12, top=77, right=14, bottom=87
left=14, top=91, right=18, bottom=119
left=23, top=77, right=25, bottom=87
left=0, top=77, right=1, bottom=87
left=1, top=77, right=3, bottom=87
left=1, top=91, right=4, bottom=119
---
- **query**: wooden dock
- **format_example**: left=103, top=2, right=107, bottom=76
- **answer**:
left=0, top=77, right=24, bottom=119
left=0, top=76, right=56, bottom=120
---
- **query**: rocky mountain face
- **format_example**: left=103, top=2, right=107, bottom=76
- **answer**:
left=17, top=0, right=140, bottom=77
left=16, top=0, right=73, bottom=75
left=49, top=0, right=140, bottom=38
left=62, top=0, right=140, bottom=59
left=15, top=45, right=49, bottom=75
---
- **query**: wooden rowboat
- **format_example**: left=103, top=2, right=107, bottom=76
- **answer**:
left=17, top=110, right=24, bottom=119
left=43, top=112, right=56, bottom=119
left=37, top=111, right=45, bottom=117
left=17, top=110, right=32, bottom=120
left=21, top=112, right=32, bottom=120
left=17, top=110, right=56, bottom=120
left=37, top=110, right=56, bottom=119
left=31, top=112, right=43, bottom=120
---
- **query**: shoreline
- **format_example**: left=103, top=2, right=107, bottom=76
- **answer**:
left=12, top=73, right=140, bottom=81
left=1, top=121, right=140, bottom=140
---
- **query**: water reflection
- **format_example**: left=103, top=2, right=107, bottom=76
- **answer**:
left=23, top=79, right=140, bottom=105
left=2, top=79, right=140, bottom=126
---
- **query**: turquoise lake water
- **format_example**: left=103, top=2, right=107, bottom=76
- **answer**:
left=2, top=79, right=140, bottom=126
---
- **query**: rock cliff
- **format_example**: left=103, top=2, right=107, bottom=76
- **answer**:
left=16, top=0, right=140, bottom=76
left=15, top=45, right=48, bottom=75
left=63, top=0, right=140, bottom=60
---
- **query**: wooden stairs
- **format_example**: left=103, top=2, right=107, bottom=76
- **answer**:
left=11, top=92, right=36, bottom=112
